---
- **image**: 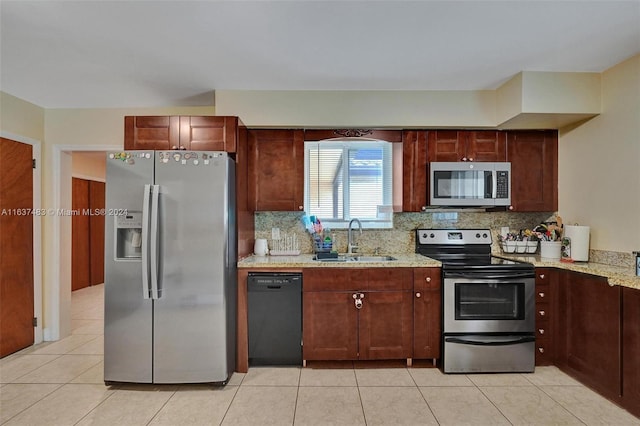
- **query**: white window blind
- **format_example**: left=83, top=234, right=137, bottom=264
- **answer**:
left=304, top=140, right=393, bottom=229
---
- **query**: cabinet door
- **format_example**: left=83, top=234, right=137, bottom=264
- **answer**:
left=248, top=129, right=304, bottom=211
left=413, top=268, right=441, bottom=359
left=555, top=271, right=621, bottom=400
left=466, top=131, right=506, bottom=162
left=359, top=291, right=413, bottom=359
left=124, top=116, right=179, bottom=150
left=402, top=130, right=428, bottom=212
left=303, top=291, right=358, bottom=360
left=622, top=287, right=640, bottom=418
left=179, top=116, right=238, bottom=152
left=506, top=131, right=558, bottom=212
left=427, top=130, right=466, bottom=162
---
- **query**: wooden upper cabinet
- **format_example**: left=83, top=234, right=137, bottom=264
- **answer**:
left=124, top=116, right=240, bottom=152
left=125, top=116, right=179, bottom=150
left=506, top=130, right=558, bottom=212
left=248, top=129, right=304, bottom=211
left=427, top=130, right=506, bottom=162
left=402, top=130, right=428, bottom=212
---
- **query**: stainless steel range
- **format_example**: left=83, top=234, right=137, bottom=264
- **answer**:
left=416, top=229, right=535, bottom=373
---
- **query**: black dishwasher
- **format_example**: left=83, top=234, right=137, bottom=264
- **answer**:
left=247, top=272, right=302, bottom=366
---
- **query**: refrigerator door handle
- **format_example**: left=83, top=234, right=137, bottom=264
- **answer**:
left=141, top=184, right=152, bottom=299
left=150, top=184, right=161, bottom=300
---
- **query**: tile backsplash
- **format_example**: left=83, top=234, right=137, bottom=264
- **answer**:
left=255, top=211, right=556, bottom=255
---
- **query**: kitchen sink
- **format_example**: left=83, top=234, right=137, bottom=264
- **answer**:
left=313, top=255, right=397, bottom=262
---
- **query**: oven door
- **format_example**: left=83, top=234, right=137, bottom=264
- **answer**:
left=443, top=271, right=535, bottom=333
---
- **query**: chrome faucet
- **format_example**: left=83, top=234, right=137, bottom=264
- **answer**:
left=347, top=218, right=362, bottom=254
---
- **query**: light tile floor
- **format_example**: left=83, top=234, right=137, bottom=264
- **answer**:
left=1, top=284, right=639, bottom=425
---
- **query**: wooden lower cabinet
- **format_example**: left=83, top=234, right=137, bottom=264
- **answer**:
left=413, top=268, right=441, bottom=360
left=303, top=291, right=358, bottom=360
left=622, top=287, right=640, bottom=417
left=554, top=270, right=622, bottom=401
left=302, top=267, right=414, bottom=362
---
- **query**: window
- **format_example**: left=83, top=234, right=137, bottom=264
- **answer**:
left=304, top=139, right=393, bottom=229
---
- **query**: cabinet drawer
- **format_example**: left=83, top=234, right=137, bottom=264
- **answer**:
left=303, top=268, right=363, bottom=292
left=413, top=268, right=441, bottom=291
left=368, top=268, right=412, bottom=291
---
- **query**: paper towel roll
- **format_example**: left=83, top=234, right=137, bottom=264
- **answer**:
left=564, top=225, right=590, bottom=261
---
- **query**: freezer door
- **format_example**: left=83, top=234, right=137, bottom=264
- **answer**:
left=104, top=151, right=154, bottom=383
left=153, top=151, right=235, bottom=383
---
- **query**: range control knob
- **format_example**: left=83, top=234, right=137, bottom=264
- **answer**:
left=483, top=233, right=488, bottom=238
left=422, top=233, right=428, bottom=239
left=476, top=233, right=481, bottom=238
left=430, top=233, right=435, bottom=238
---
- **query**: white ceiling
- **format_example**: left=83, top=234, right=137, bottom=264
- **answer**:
left=1, top=1, right=639, bottom=109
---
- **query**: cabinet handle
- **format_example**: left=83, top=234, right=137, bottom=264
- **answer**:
left=539, top=310, right=546, bottom=316
left=421, top=206, right=427, bottom=211
left=509, top=206, right=514, bottom=210
left=608, top=281, right=614, bottom=287
left=298, top=206, right=304, bottom=210
left=538, top=292, right=545, bottom=298
left=426, top=277, right=431, bottom=282
left=538, top=329, right=545, bottom=335
left=462, top=157, right=467, bottom=161
left=468, top=157, right=473, bottom=162
left=539, top=274, right=545, bottom=279
left=180, top=146, right=186, bottom=150
left=171, top=146, right=178, bottom=150
left=538, top=347, right=545, bottom=354
left=416, top=292, right=421, bottom=298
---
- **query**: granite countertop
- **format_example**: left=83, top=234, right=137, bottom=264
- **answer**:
left=237, top=253, right=441, bottom=268
left=497, top=254, right=640, bottom=290
left=239, top=252, right=640, bottom=290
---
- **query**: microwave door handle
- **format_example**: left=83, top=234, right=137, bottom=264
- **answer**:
left=491, top=170, right=497, bottom=199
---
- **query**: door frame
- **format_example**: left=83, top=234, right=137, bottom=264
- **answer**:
left=0, top=131, right=43, bottom=345
left=48, top=144, right=119, bottom=341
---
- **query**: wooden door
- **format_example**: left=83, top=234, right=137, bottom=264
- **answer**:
left=124, top=116, right=179, bottom=150
left=466, top=131, right=506, bottom=161
left=72, top=178, right=91, bottom=291
left=179, top=116, right=238, bottom=152
left=248, top=129, right=304, bottom=211
left=0, top=138, right=34, bottom=357
left=506, top=130, right=558, bottom=212
left=622, top=287, right=640, bottom=418
left=402, top=130, right=428, bottom=212
left=359, top=290, right=413, bottom=359
left=302, top=291, right=358, bottom=360
left=89, top=181, right=105, bottom=285
left=413, top=268, right=441, bottom=359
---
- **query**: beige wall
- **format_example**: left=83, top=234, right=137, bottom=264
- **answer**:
left=559, top=54, right=640, bottom=253
left=72, top=152, right=106, bottom=181
left=0, top=92, right=45, bottom=141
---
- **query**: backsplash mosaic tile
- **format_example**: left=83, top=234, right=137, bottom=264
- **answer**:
left=255, top=211, right=556, bottom=255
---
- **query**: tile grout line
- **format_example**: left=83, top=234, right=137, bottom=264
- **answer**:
left=408, top=368, right=442, bottom=425
left=0, top=383, right=65, bottom=425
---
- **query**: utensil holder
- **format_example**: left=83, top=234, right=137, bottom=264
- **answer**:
left=540, top=241, right=561, bottom=260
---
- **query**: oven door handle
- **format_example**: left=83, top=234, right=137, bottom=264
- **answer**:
left=445, top=336, right=536, bottom=346
left=444, top=271, right=535, bottom=280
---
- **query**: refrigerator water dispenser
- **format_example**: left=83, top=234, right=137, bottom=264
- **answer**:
left=115, top=212, right=143, bottom=260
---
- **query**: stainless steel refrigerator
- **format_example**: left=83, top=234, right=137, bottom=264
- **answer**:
left=104, top=150, right=236, bottom=384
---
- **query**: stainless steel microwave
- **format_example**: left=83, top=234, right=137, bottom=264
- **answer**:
left=430, top=162, right=511, bottom=207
